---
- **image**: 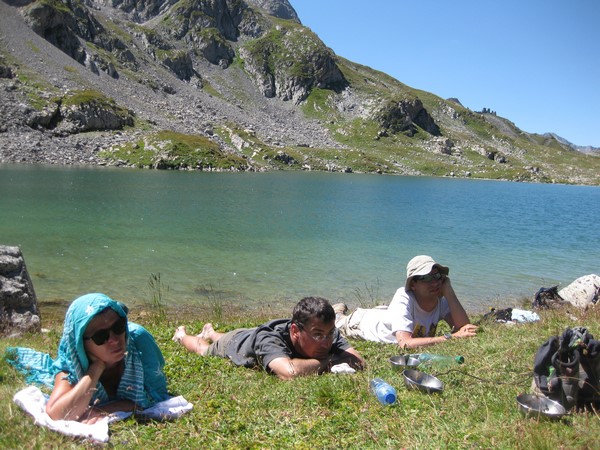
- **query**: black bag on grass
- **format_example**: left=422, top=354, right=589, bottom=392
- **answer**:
left=532, top=326, right=600, bottom=410
left=532, top=285, right=564, bottom=309
left=479, top=307, right=513, bottom=323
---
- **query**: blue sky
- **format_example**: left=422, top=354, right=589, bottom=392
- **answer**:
left=288, top=0, right=600, bottom=147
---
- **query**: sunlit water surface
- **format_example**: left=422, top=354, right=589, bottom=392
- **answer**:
left=1, top=165, right=598, bottom=313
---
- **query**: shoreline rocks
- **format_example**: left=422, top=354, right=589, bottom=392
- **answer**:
left=0, top=245, right=41, bottom=337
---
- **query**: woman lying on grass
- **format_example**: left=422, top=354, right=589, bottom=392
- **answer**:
left=7, top=293, right=171, bottom=423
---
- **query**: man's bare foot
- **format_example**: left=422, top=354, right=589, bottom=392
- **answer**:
left=197, top=323, right=215, bottom=341
left=172, top=325, right=187, bottom=343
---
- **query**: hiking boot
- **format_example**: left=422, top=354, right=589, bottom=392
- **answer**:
left=332, top=303, right=348, bottom=316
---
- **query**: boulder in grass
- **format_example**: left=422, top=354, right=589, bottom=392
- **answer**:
left=0, top=245, right=41, bottom=336
left=558, top=274, right=600, bottom=308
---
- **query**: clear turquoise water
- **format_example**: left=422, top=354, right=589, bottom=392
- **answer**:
left=1, top=164, right=598, bottom=312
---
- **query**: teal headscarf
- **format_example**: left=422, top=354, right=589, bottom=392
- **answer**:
left=53, top=293, right=129, bottom=384
left=7, top=293, right=169, bottom=409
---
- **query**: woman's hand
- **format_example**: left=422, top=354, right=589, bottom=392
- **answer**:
left=87, top=353, right=107, bottom=372
left=79, top=400, right=136, bottom=423
left=79, top=407, right=106, bottom=424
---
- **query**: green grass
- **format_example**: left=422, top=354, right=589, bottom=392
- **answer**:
left=242, top=21, right=324, bottom=81
left=99, top=130, right=248, bottom=170
left=2, top=303, right=600, bottom=449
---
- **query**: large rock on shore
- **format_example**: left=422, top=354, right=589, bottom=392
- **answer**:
left=0, top=246, right=41, bottom=336
left=558, top=274, right=600, bottom=309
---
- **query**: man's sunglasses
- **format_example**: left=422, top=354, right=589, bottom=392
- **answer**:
left=295, top=323, right=336, bottom=342
left=413, top=272, right=446, bottom=283
left=84, top=316, right=127, bottom=345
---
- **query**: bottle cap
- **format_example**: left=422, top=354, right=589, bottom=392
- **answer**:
left=383, top=393, right=396, bottom=404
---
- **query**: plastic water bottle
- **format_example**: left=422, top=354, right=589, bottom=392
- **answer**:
left=370, top=378, right=397, bottom=405
left=417, top=353, right=464, bottom=368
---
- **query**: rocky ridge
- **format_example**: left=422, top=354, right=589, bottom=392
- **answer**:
left=0, top=0, right=343, bottom=166
left=0, top=0, right=598, bottom=183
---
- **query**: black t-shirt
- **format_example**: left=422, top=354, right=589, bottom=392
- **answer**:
left=225, top=318, right=352, bottom=371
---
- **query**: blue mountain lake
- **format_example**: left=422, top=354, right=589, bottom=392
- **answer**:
left=1, top=164, right=598, bottom=313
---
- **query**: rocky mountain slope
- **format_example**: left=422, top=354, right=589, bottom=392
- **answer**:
left=1, top=0, right=598, bottom=184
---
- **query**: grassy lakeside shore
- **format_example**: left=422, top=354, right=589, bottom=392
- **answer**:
left=1, top=303, right=600, bottom=449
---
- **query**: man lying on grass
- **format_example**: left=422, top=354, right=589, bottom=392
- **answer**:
left=172, top=296, right=365, bottom=380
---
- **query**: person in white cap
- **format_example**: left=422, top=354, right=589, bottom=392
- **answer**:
left=334, top=255, right=478, bottom=349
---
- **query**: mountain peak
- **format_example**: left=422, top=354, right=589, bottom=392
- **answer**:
left=246, top=0, right=299, bottom=21
left=0, top=0, right=598, bottom=184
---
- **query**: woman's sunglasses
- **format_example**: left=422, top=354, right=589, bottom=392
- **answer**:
left=84, top=316, right=127, bottom=345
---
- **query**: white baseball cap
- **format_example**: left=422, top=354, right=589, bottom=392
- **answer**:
left=405, top=255, right=449, bottom=291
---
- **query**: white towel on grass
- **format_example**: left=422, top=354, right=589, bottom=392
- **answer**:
left=135, top=395, right=194, bottom=421
left=13, top=386, right=193, bottom=443
left=330, top=363, right=356, bottom=374
left=511, top=309, right=540, bottom=323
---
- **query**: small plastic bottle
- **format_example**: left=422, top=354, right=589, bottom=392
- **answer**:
left=417, top=353, right=464, bottom=368
left=370, top=378, right=397, bottom=405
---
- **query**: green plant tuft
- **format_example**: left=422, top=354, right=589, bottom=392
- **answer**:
left=147, top=272, right=168, bottom=319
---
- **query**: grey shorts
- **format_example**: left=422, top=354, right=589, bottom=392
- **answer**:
left=205, top=329, right=248, bottom=357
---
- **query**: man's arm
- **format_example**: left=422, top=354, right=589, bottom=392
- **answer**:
left=395, top=325, right=478, bottom=350
left=267, top=348, right=365, bottom=380
left=395, top=330, right=450, bottom=349
left=441, top=277, right=470, bottom=329
left=441, top=278, right=479, bottom=339
left=267, top=357, right=327, bottom=380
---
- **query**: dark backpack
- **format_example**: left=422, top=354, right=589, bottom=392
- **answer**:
left=476, top=307, right=513, bottom=325
left=532, top=285, right=564, bottom=309
left=532, top=326, right=600, bottom=410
